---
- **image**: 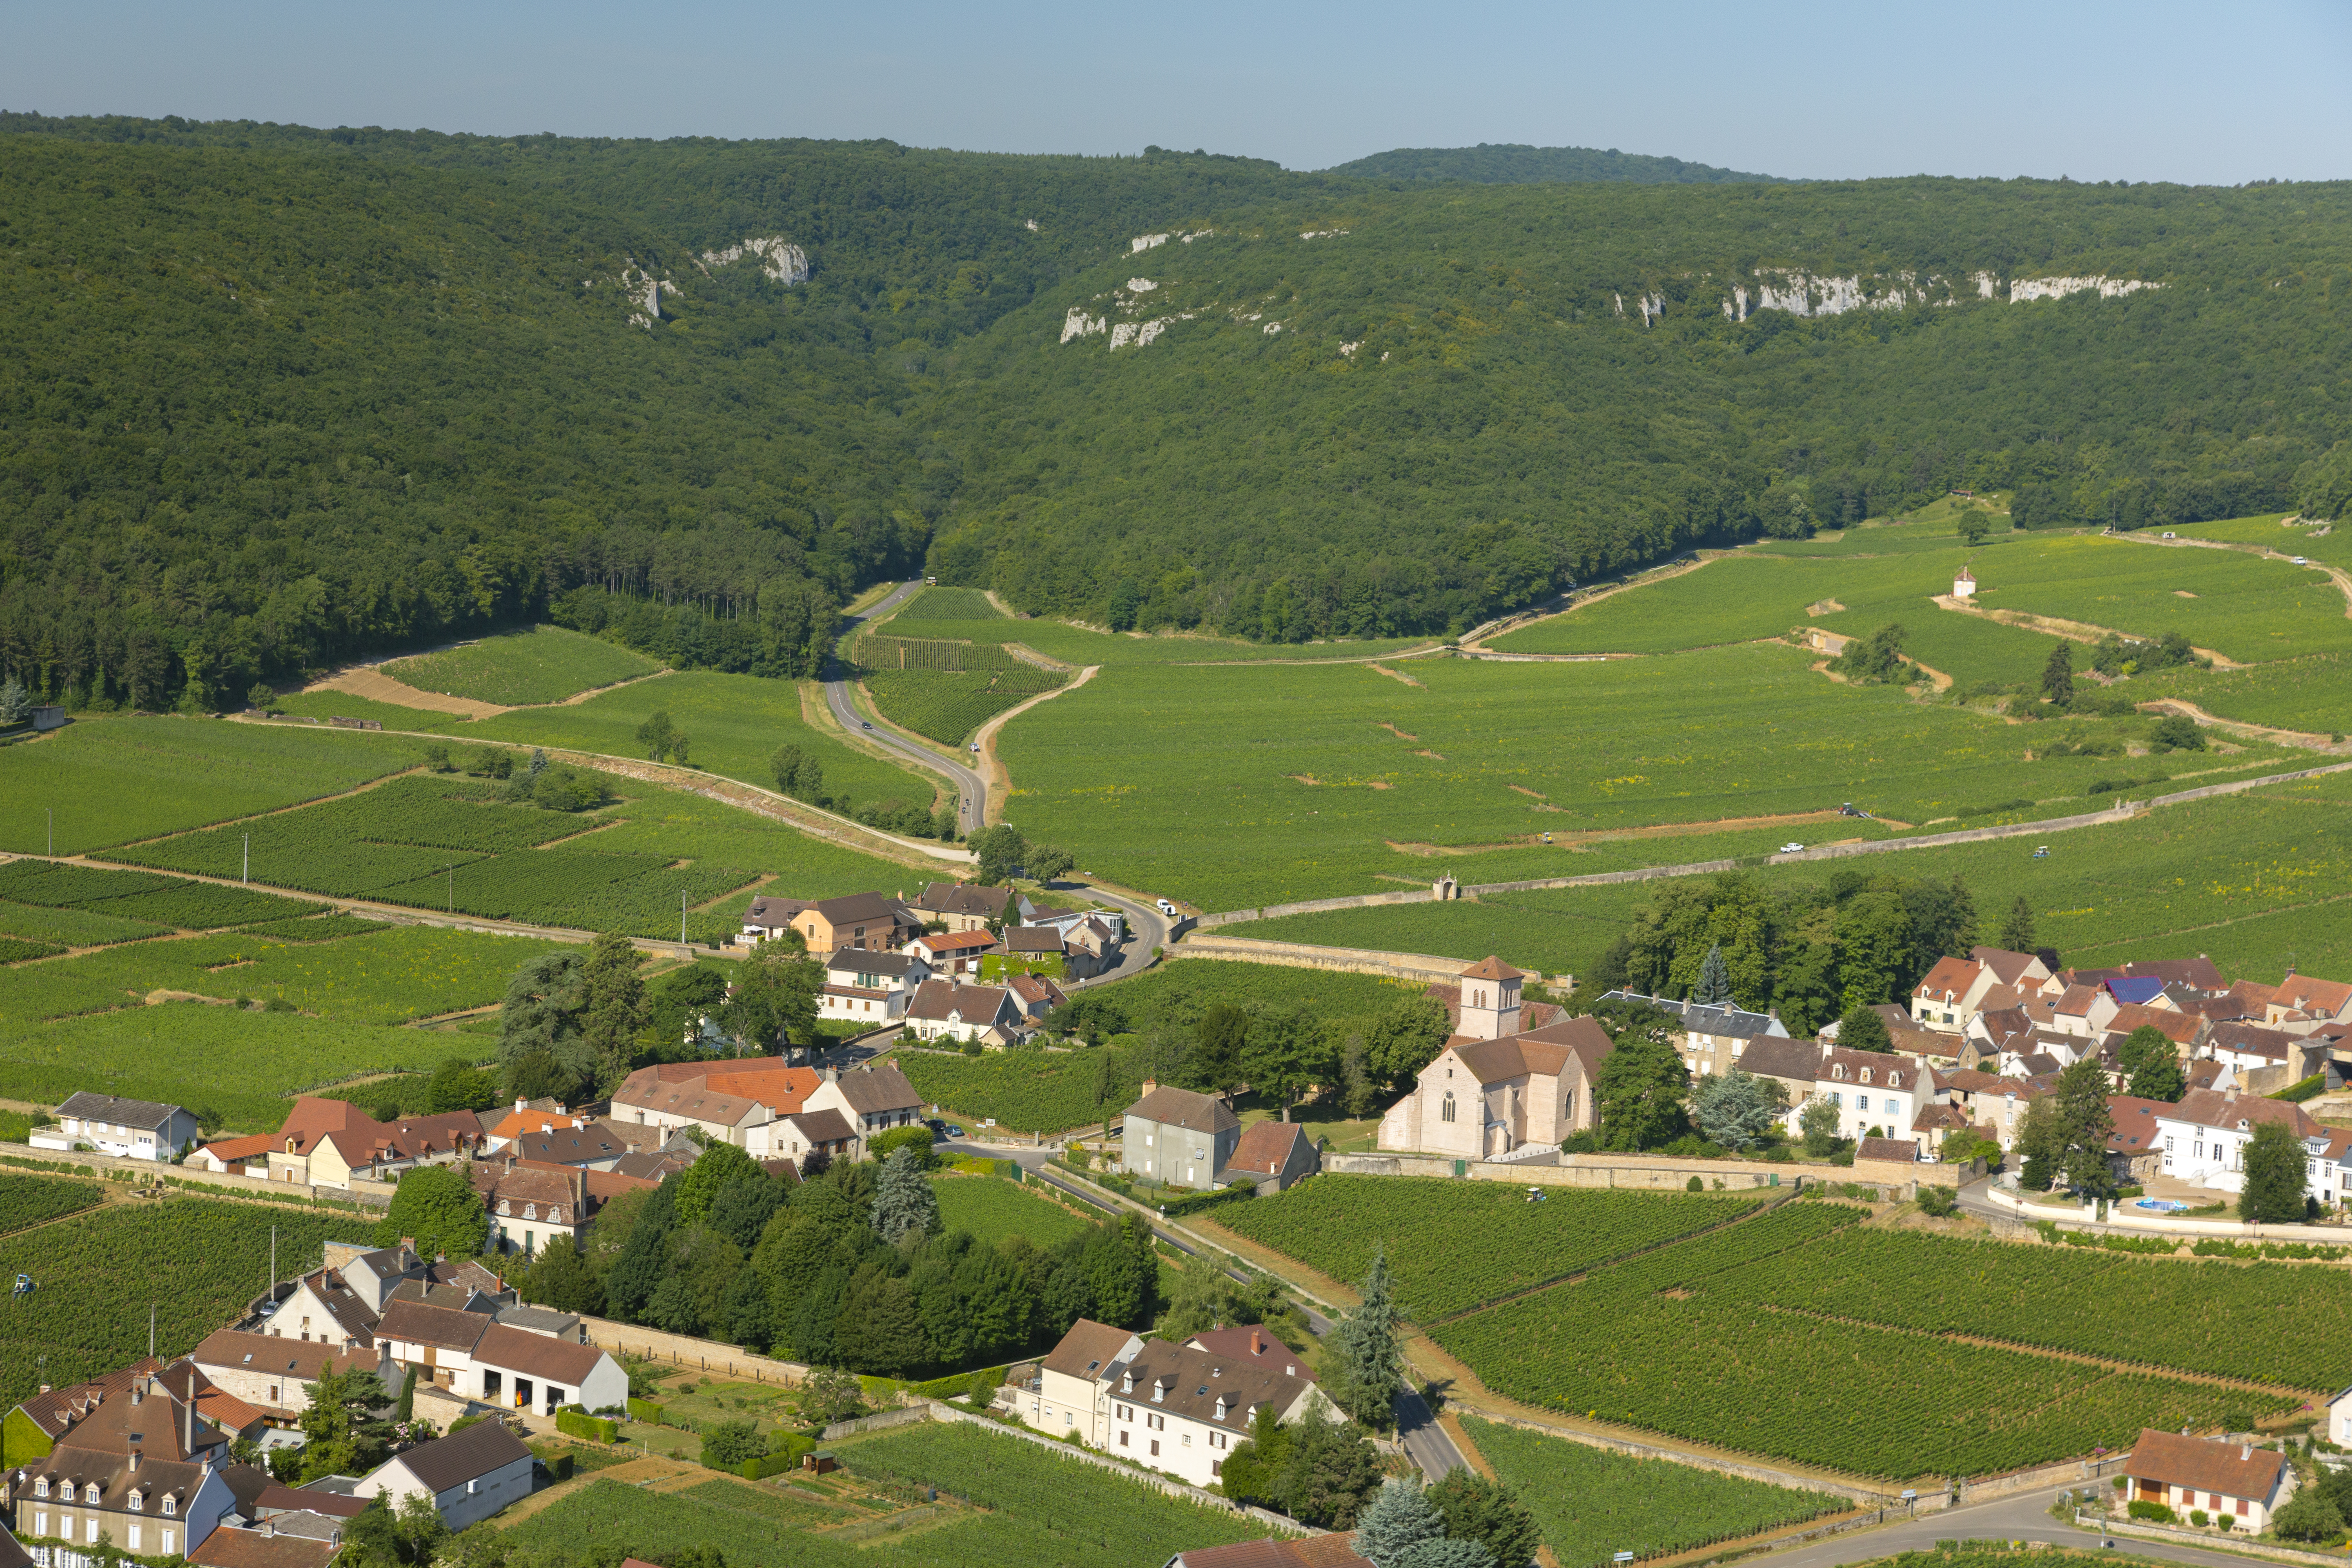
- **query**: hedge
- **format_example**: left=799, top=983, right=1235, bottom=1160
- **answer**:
left=2273, top=1074, right=2328, bottom=1102
left=556, top=1405, right=620, bottom=1443
left=1159, top=1182, right=1255, bottom=1219
left=627, top=1398, right=666, bottom=1425
left=737, top=1435, right=816, bottom=1480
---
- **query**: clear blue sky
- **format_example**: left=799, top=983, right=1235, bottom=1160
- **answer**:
left=9, top=0, right=2349, bottom=184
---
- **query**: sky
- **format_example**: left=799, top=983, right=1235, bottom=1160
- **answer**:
left=7, top=0, right=2350, bottom=185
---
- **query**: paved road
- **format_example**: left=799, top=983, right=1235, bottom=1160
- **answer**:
left=1748, top=1482, right=2260, bottom=1568
left=825, top=580, right=990, bottom=834
left=949, top=1143, right=1466, bottom=1481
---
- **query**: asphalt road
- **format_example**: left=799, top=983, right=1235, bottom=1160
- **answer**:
left=945, top=1141, right=1467, bottom=1482
left=825, top=580, right=990, bottom=834
left=1748, top=1482, right=2265, bottom=1568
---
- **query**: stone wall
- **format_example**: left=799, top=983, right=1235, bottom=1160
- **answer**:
left=1321, top=1149, right=1954, bottom=1198
left=575, top=1314, right=812, bottom=1386
left=1174, top=933, right=1569, bottom=988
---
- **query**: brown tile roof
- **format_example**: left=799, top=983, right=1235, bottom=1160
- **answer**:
left=2186, top=1059, right=2232, bottom=1094
left=1819, top=1049, right=1924, bottom=1090
left=394, top=1418, right=533, bottom=1492
left=486, top=1107, right=584, bottom=1143
left=609, top=1073, right=764, bottom=1127
left=1737, top=1037, right=1826, bottom=1083
left=2129, top=1428, right=2285, bottom=1499
left=1184, top=1325, right=1315, bottom=1382
left=697, top=1067, right=822, bottom=1110
left=191, top=1331, right=373, bottom=1383
left=13, top=1357, right=166, bottom=1442
left=830, top=1062, right=922, bottom=1116
left=784, top=1108, right=857, bottom=1146
left=1913, top=957, right=1978, bottom=1003
left=501, top=1124, right=633, bottom=1167
left=2278, top=974, right=2352, bottom=1016
left=1006, top=973, right=1067, bottom=1009
left=2053, top=984, right=2100, bottom=1017
left=1857, top=1137, right=1918, bottom=1163
left=919, top=930, right=999, bottom=953
left=1042, top=1319, right=1140, bottom=1381
left=905, top=979, right=1014, bottom=1026
left=1447, top=1015, right=1614, bottom=1084
left=469, top=1323, right=608, bottom=1385
left=1003, top=927, right=1064, bottom=953
left=254, top=1483, right=372, bottom=1519
left=376, top=1300, right=492, bottom=1353
left=915, top=882, right=1011, bottom=919
left=2168, top=1089, right=2321, bottom=1139
left=1127, top=1084, right=1240, bottom=1134
left=189, top=1526, right=341, bottom=1568
left=2105, top=1095, right=2171, bottom=1154
left=1111, top=1339, right=1310, bottom=1434
left=293, top=1267, right=381, bottom=1344
left=1461, top=956, right=1525, bottom=982
left=1970, top=947, right=2048, bottom=987
left=1226, top=1121, right=1310, bottom=1176
left=2207, top=1021, right=2300, bottom=1062
left=197, top=1135, right=275, bottom=1165
left=2104, top=1004, right=2201, bottom=1045
left=807, top=891, right=915, bottom=927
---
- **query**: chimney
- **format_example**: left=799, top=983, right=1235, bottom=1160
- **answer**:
left=1141, top=1079, right=1158, bottom=1096
left=514, top=1098, right=526, bottom=1115
left=183, top=1387, right=195, bottom=1455
left=129, top=1448, right=140, bottom=1472
left=263, top=1519, right=275, bottom=1537
left=132, top=1382, right=145, bottom=1406
left=1250, top=1330, right=1262, bottom=1355
left=2243, top=1444, right=2254, bottom=1460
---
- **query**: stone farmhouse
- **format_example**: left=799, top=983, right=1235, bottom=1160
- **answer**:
left=6, top=1367, right=236, bottom=1562
left=374, top=1299, right=626, bottom=1415
left=903, top=979, right=1027, bottom=1047
left=818, top=949, right=932, bottom=1025
left=609, top=1059, right=921, bottom=1161
left=1123, top=1084, right=1242, bottom=1191
left=1379, top=958, right=1614, bottom=1159
left=911, top=881, right=1035, bottom=933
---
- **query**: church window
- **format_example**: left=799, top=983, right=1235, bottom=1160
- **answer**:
left=1440, top=1092, right=1457, bottom=1124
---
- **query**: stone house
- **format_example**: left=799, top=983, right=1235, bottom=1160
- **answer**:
left=911, top=882, right=1035, bottom=933
left=1223, top=1120, right=1319, bottom=1192
left=903, top=979, right=1025, bottom=1047
left=354, top=1420, right=535, bottom=1531
left=2126, top=1428, right=2292, bottom=1529
left=1123, top=1084, right=1241, bottom=1191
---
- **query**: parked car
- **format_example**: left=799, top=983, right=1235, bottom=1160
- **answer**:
left=925, top=1118, right=949, bottom=1136
left=862, top=720, right=873, bottom=730
left=1779, top=842, right=1805, bottom=853
left=1156, top=898, right=1178, bottom=915
left=948, top=1125, right=967, bottom=1138
left=2294, top=556, right=2311, bottom=566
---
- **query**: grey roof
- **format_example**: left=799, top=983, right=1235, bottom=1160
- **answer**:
left=390, top=1418, right=532, bottom=1492
left=1127, top=1084, right=1240, bottom=1136
left=915, top=882, right=1013, bottom=919
left=808, top=891, right=915, bottom=926
left=56, top=1091, right=187, bottom=1129
left=1731, top=1036, right=1826, bottom=1083
left=1002, top=927, right=1064, bottom=953
left=1596, top=992, right=1786, bottom=1040
left=492, top=1304, right=580, bottom=1337
left=828, top=1063, right=922, bottom=1116
left=1105, top=1338, right=1309, bottom=1433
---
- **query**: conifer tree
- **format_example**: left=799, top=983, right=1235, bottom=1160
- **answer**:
left=1693, top=942, right=1732, bottom=1007
left=1332, top=1245, right=1408, bottom=1429
left=870, top=1145, right=939, bottom=1245
left=1355, top=1479, right=1446, bottom=1568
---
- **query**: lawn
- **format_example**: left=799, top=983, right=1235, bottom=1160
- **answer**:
left=1220, top=765, right=2352, bottom=983
left=991, top=640, right=2291, bottom=912
left=466, top=670, right=940, bottom=820
left=0, top=1188, right=374, bottom=1404
left=931, top=1173, right=1096, bottom=1248
left=1463, top=1415, right=1845, bottom=1568
left=0, top=717, right=421, bottom=855
left=383, top=625, right=660, bottom=706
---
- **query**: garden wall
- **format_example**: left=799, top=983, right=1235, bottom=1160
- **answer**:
left=1173, top=933, right=1568, bottom=987
left=575, top=1314, right=811, bottom=1386
left=1321, top=1149, right=1954, bottom=1198
left=0, top=1141, right=392, bottom=1209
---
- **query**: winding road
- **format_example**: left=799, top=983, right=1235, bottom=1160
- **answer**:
left=824, top=581, right=1172, bottom=970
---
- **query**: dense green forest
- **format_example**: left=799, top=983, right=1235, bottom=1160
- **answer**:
left=1, top=113, right=2348, bottom=703
left=1325, top=142, right=1785, bottom=184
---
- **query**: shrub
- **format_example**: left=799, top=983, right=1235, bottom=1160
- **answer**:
left=2189, top=1510, right=2207, bottom=1527
left=2221, top=1408, right=2253, bottom=1432
left=1685, top=1176, right=1704, bottom=1192
left=2216, top=1515, right=2234, bottom=1532
left=1916, top=1186, right=1959, bottom=1218
left=555, top=1405, right=620, bottom=1443
left=2127, top=1501, right=2175, bottom=1523
left=627, top=1398, right=665, bottom=1424
left=699, top=1419, right=765, bottom=1469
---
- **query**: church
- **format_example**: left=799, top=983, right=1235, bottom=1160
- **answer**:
left=1377, top=957, right=1616, bottom=1159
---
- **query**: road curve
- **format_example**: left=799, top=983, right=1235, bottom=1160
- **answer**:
left=825, top=581, right=1172, bottom=964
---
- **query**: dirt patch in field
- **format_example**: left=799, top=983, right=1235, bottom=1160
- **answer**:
left=1383, top=808, right=1862, bottom=857
left=1509, top=784, right=1547, bottom=799
left=972, top=663, right=1100, bottom=820
left=301, top=666, right=506, bottom=718
left=2137, top=698, right=2343, bottom=753
left=1806, top=598, right=1846, bottom=616
left=2174, top=590, right=2200, bottom=599
left=1290, top=775, right=1322, bottom=786
left=1368, top=780, right=1394, bottom=790
left=1369, top=664, right=1425, bottom=688
left=1415, top=749, right=1446, bottom=760
left=1379, top=722, right=1419, bottom=741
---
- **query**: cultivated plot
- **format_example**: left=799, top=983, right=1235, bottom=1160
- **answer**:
left=383, top=624, right=659, bottom=706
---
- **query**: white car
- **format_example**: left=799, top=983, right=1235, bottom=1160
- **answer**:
left=1779, top=842, right=1805, bottom=854
left=2294, top=556, right=2311, bottom=566
left=1156, top=899, right=1178, bottom=916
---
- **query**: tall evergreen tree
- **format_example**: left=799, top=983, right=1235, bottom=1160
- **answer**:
left=1332, top=1246, right=1408, bottom=1430
left=1998, top=895, right=2037, bottom=953
left=1427, top=1470, right=1541, bottom=1568
left=1355, top=1479, right=1446, bottom=1568
left=1692, top=943, right=1732, bottom=1007
left=871, top=1146, right=940, bottom=1244
left=2041, top=641, right=2076, bottom=706
left=2051, top=1058, right=2118, bottom=1197
left=579, top=931, right=650, bottom=1095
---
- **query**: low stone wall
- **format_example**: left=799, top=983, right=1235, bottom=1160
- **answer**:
left=1322, top=1149, right=1956, bottom=1198
left=2082, top=1509, right=2328, bottom=1563
left=0, top=1142, right=391, bottom=1210
left=575, top=1315, right=811, bottom=1385
left=1985, top=1185, right=2352, bottom=1243
left=1195, top=889, right=1434, bottom=929
left=822, top=1406, right=931, bottom=1439
left=1465, top=1408, right=1902, bottom=1508
left=1173, top=934, right=1567, bottom=988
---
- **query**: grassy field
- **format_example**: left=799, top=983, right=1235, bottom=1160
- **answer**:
left=992, top=639, right=2296, bottom=911
left=0, top=1187, right=374, bottom=1403
left=0, top=718, right=421, bottom=855
left=266, top=693, right=478, bottom=731
left=931, top=1173, right=1095, bottom=1247
left=383, top=625, right=660, bottom=706
left=465, top=670, right=938, bottom=819
left=1212, top=1177, right=1766, bottom=1319
left=1223, top=764, right=2352, bottom=982
left=502, top=1422, right=1267, bottom=1568
left=1463, top=1415, right=1845, bottom=1568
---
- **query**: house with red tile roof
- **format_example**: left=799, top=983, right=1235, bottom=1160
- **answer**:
left=2127, top=1428, right=2292, bottom=1529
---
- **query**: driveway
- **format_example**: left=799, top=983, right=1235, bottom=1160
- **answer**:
left=1749, top=1483, right=2263, bottom=1568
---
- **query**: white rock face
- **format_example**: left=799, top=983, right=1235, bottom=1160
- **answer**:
left=1263, top=321, right=1283, bottom=335
left=1299, top=228, right=1348, bottom=241
left=1181, top=229, right=1214, bottom=243
left=1127, top=277, right=1158, bottom=292
left=1639, top=293, right=1665, bottom=326
left=1722, top=285, right=1751, bottom=322
left=1613, top=292, right=1626, bottom=317
left=1131, top=233, right=1171, bottom=252
left=2009, top=275, right=2161, bottom=303
left=699, top=236, right=810, bottom=285
left=1974, top=271, right=1998, bottom=300
left=1025, top=218, right=1040, bottom=232
left=1339, top=341, right=1361, bottom=356
left=1061, top=307, right=1107, bottom=343
left=1108, top=312, right=1195, bottom=350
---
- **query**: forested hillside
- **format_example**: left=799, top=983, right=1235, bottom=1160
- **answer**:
left=1, top=113, right=2348, bottom=704
left=1325, top=142, right=1784, bottom=184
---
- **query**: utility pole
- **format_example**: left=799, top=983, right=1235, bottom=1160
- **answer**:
left=148, top=1303, right=155, bottom=1361
left=47, top=808, right=52, bottom=856
left=242, top=833, right=249, bottom=884
left=681, top=889, right=688, bottom=949
left=447, top=864, right=454, bottom=914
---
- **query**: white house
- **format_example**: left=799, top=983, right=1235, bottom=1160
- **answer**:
left=373, top=1301, right=627, bottom=1415
left=1804, top=1050, right=1932, bottom=1143
left=1022, top=1319, right=1337, bottom=1490
left=38, top=1093, right=201, bottom=1162
left=2126, top=1428, right=2293, bottom=1530
left=2154, top=1088, right=2323, bottom=1194
left=817, top=950, right=931, bottom=1025
left=355, top=1419, right=535, bottom=1530
left=902, top=980, right=1024, bottom=1047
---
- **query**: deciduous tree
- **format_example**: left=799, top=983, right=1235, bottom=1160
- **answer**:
left=2241, top=1120, right=2310, bottom=1223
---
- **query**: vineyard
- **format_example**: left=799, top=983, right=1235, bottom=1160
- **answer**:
left=99, top=774, right=762, bottom=938
left=0, top=860, right=318, bottom=931
left=895, top=1049, right=1122, bottom=1134
left=0, top=1175, right=103, bottom=1234
left=855, top=634, right=1068, bottom=745
left=1711, top=1227, right=2352, bottom=1389
left=893, top=588, right=1004, bottom=621
left=1463, top=1415, right=1846, bottom=1568
left=382, top=624, right=659, bottom=707
left=502, top=1423, right=1267, bottom=1568
left=931, top=1173, right=1094, bottom=1249
left=1212, top=1176, right=1768, bottom=1319
left=1421, top=1204, right=2293, bottom=1481
left=0, top=898, right=168, bottom=950
left=0, top=1191, right=371, bottom=1403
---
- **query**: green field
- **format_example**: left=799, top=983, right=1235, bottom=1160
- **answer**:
left=992, top=640, right=2294, bottom=912
left=1212, top=1177, right=1766, bottom=1320
left=501, top=1423, right=1267, bottom=1568
left=0, top=1185, right=374, bottom=1403
left=465, top=670, right=939, bottom=819
left=931, top=1174, right=1096, bottom=1248
left=1225, top=764, right=2352, bottom=983
left=0, top=718, right=421, bottom=855
left=1463, top=1415, right=1844, bottom=1568
left=893, top=588, right=1005, bottom=621
left=265, top=693, right=478, bottom=732
left=383, top=625, right=661, bottom=706
left=2132, top=651, right=2352, bottom=739
left=1973, top=533, right=2349, bottom=665
left=857, top=635, right=1068, bottom=746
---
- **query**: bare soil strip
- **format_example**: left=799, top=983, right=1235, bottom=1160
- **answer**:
left=1369, top=663, right=1425, bottom=688
left=973, top=664, right=1100, bottom=820
left=299, top=665, right=508, bottom=718
left=1383, top=808, right=1858, bottom=857
left=1931, top=595, right=2245, bottom=668
left=2137, top=697, right=2343, bottom=752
